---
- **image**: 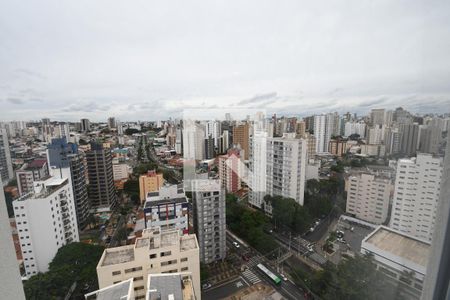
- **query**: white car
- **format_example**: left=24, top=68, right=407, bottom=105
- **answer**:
left=233, top=241, right=240, bottom=248
left=280, top=274, right=288, bottom=281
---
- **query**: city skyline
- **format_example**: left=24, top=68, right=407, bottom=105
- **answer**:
left=1, top=0, right=450, bottom=121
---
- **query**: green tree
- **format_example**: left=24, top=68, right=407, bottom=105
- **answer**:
left=24, top=243, right=104, bottom=299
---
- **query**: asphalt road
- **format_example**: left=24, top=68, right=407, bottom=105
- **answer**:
left=202, top=277, right=249, bottom=300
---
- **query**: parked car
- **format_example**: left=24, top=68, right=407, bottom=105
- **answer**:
left=202, top=283, right=212, bottom=290
left=280, top=274, right=288, bottom=281
left=233, top=241, right=240, bottom=248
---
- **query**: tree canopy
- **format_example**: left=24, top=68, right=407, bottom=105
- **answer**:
left=24, top=242, right=104, bottom=299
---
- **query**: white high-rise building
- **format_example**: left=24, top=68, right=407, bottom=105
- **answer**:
left=13, top=173, right=79, bottom=277
left=0, top=128, right=13, bottom=184
left=390, top=154, right=443, bottom=242
left=367, top=125, right=385, bottom=145
left=344, top=121, right=366, bottom=138
left=314, top=115, right=327, bottom=153
left=249, top=130, right=268, bottom=209
left=250, top=132, right=307, bottom=213
left=346, top=172, right=393, bottom=224
left=266, top=133, right=307, bottom=210
left=183, top=121, right=205, bottom=160
left=0, top=190, right=25, bottom=299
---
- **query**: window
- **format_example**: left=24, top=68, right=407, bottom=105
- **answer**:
left=134, top=286, right=144, bottom=291
left=149, top=253, right=157, bottom=259
left=112, top=270, right=121, bottom=276
left=125, top=267, right=142, bottom=273
left=160, top=251, right=171, bottom=257
left=181, top=267, right=188, bottom=271
left=180, top=257, right=188, bottom=262
left=134, top=276, right=144, bottom=281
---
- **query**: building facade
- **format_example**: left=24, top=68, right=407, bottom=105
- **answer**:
left=390, top=154, right=443, bottom=241
left=346, top=172, right=393, bottom=224
left=13, top=175, right=79, bottom=277
left=143, top=184, right=189, bottom=234
left=96, top=228, right=201, bottom=300
left=139, top=170, right=164, bottom=203
left=192, top=180, right=226, bottom=264
left=86, top=142, right=118, bottom=210
left=47, top=138, right=90, bottom=229
left=218, top=148, right=242, bottom=193
left=0, top=128, right=13, bottom=184
left=16, top=159, right=49, bottom=196
left=232, top=123, right=250, bottom=160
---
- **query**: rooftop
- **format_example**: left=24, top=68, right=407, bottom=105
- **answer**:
left=27, top=159, right=47, bottom=169
left=85, top=278, right=133, bottom=300
left=101, top=247, right=135, bottom=266
left=147, top=274, right=195, bottom=300
left=99, top=229, right=198, bottom=267
left=363, top=226, right=430, bottom=267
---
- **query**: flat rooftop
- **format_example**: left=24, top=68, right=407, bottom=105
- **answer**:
left=101, top=247, right=135, bottom=266
left=86, top=279, right=132, bottom=300
left=364, top=226, right=430, bottom=267
left=147, top=274, right=194, bottom=300
left=144, top=196, right=188, bottom=208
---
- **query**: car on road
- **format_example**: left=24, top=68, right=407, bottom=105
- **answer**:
left=307, top=244, right=314, bottom=252
left=202, top=283, right=212, bottom=290
left=233, top=241, right=240, bottom=248
left=280, top=274, right=288, bottom=281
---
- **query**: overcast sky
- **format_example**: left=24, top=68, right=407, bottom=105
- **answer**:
left=1, top=0, right=449, bottom=121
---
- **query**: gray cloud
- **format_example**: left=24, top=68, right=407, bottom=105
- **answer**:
left=0, top=0, right=449, bottom=121
left=237, top=92, right=278, bottom=106
left=6, top=97, right=24, bottom=105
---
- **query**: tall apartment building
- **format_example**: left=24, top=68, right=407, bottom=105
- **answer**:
left=0, top=128, right=13, bottom=184
left=399, top=123, right=419, bottom=157
left=183, top=121, right=205, bottom=160
left=192, top=180, right=226, bottom=264
left=418, top=125, right=442, bottom=155
left=390, top=154, right=443, bottom=241
left=13, top=175, right=79, bottom=277
left=367, top=125, right=385, bottom=145
left=232, top=123, right=250, bottom=160
left=370, top=108, right=385, bottom=126
left=87, top=142, right=118, bottom=211
left=248, top=130, right=268, bottom=210
left=305, top=133, right=316, bottom=159
left=139, top=170, right=164, bottom=203
left=108, top=117, right=116, bottom=129
left=96, top=228, right=201, bottom=300
left=385, top=126, right=402, bottom=155
left=329, top=138, right=348, bottom=157
left=16, top=158, right=49, bottom=195
left=218, top=148, right=242, bottom=193
left=314, top=114, right=327, bottom=153
left=344, top=121, right=366, bottom=138
left=265, top=133, right=307, bottom=209
left=80, top=118, right=91, bottom=132
left=0, top=190, right=26, bottom=300
left=143, top=184, right=189, bottom=234
left=346, top=171, right=393, bottom=224
left=48, top=138, right=90, bottom=229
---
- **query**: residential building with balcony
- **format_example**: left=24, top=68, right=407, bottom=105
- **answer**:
left=144, top=184, right=189, bottom=234
left=96, top=228, right=200, bottom=300
left=192, top=180, right=226, bottom=264
left=13, top=174, right=79, bottom=277
left=218, top=148, right=243, bottom=193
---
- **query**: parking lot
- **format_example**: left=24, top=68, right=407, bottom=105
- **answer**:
left=335, top=218, right=375, bottom=253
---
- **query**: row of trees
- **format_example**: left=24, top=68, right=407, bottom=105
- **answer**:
left=24, top=243, right=104, bottom=299
left=265, top=178, right=341, bottom=234
left=226, top=194, right=278, bottom=254
left=303, top=255, right=405, bottom=300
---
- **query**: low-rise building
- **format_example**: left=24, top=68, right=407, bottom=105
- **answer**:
left=361, top=226, right=430, bottom=299
left=96, top=228, right=200, bottom=300
left=16, top=158, right=49, bottom=196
